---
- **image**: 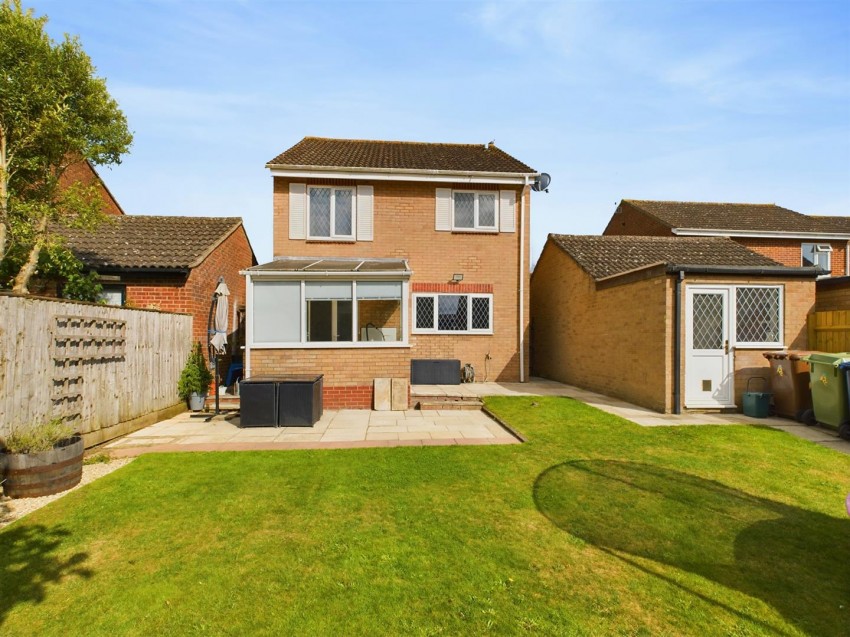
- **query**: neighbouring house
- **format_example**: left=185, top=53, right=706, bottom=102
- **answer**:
left=62, top=215, right=257, bottom=359
left=531, top=234, right=818, bottom=414
left=58, top=159, right=126, bottom=217
left=604, top=200, right=850, bottom=277
left=243, top=136, right=539, bottom=409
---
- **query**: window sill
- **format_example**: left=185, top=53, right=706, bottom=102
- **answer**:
left=306, top=238, right=357, bottom=244
left=451, top=229, right=499, bottom=235
left=412, top=331, right=493, bottom=336
left=734, top=344, right=785, bottom=350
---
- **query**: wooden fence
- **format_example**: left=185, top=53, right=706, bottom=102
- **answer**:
left=0, top=293, right=192, bottom=447
left=807, top=310, right=850, bottom=352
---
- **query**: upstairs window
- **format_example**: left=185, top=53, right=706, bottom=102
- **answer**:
left=309, top=186, right=354, bottom=239
left=801, top=243, right=831, bottom=274
left=452, top=191, right=498, bottom=231
left=413, top=293, right=492, bottom=334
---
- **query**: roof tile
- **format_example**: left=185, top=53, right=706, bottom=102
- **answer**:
left=549, top=234, right=786, bottom=280
left=623, top=200, right=850, bottom=234
left=61, top=216, right=243, bottom=270
left=268, top=137, right=535, bottom=174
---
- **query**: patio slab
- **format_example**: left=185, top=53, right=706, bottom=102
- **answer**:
left=106, top=407, right=520, bottom=456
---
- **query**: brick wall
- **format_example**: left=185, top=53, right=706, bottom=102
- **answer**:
left=256, top=177, right=531, bottom=403
left=734, top=238, right=848, bottom=275
left=59, top=160, right=124, bottom=216
left=531, top=243, right=672, bottom=412
left=185, top=225, right=253, bottom=349
left=531, top=242, right=817, bottom=413
left=602, top=201, right=674, bottom=236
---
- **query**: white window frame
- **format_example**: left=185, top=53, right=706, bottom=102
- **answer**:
left=801, top=243, right=832, bottom=276
left=307, top=186, right=356, bottom=240
left=412, top=293, right=494, bottom=335
left=452, top=191, right=499, bottom=232
left=732, top=284, right=784, bottom=349
left=248, top=277, right=409, bottom=349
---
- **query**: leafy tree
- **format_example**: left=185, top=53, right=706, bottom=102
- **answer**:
left=0, top=0, right=132, bottom=294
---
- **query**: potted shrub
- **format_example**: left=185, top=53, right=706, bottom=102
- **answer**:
left=178, top=342, right=214, bottom=411
left=0, top=418, right=83, bottom=498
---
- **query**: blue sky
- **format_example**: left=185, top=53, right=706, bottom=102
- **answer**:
left=36, top=0, right=850, bottom=264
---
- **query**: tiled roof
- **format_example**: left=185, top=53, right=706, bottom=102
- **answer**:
left=623, top=200, right=850, bottom=234
left=62, top=216, right=244, bottom=270
left=549, top=234, right=786, bottom=280
left=267, top=137, right=535, bottom=174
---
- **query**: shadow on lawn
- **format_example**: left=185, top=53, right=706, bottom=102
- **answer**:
left=0, top=524, right=92, bottom=628
left=533, top=460, right=850, bottom=636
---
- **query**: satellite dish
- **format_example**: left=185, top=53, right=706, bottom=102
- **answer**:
left=531, top=172, right=551, bottom=192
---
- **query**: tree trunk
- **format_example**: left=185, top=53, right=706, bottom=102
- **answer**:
left=12, top=214, right=49, bottom=294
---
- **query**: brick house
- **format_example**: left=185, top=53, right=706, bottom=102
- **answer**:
left=243, top=137, right=539, bottom=409
left=531, top=234, right=817, bottom=413
left=63, top=215, right=257, bottom=358
left=604, top=200, right=850, bottom=276
left=58, top=159, right=126, bottom=217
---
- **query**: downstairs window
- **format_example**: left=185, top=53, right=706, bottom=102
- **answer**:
left=413, top=293, right=492, bottom=334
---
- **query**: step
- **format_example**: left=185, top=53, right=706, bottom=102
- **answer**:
left=203, top=394, right=241, bottom=410
left=417, top=397, right=483, bottom=411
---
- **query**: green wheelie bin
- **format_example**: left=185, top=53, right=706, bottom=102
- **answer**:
left=801, top=352, right=850, bottom=431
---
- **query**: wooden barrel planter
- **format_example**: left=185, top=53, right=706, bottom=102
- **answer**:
left=1, top=435, right=84, bottom=498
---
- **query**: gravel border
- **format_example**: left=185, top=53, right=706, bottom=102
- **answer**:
left=0, top=457, right=134, bottom=529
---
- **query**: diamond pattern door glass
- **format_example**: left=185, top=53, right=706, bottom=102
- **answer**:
left=692, top=293, right=724, bottom=350
left=416, top=297, right=434, bottom=329
left=454, top=193, right=474, bottom=228
left=438, top=295, right=467, bottom=331
left=471, top=297, right=490, bottom=329
left=736, top=287, right=780, bottom=343
left=334, top=189, right=353, bottom=236
left=310, top=188, right=331, bottom=237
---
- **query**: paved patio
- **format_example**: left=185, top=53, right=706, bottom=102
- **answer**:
left=106, top=407, right=519, bottom=457
left=105, top=377, right=850, bottom=456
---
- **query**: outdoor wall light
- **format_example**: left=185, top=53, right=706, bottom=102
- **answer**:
left=451, top=273, right=464, bottom=283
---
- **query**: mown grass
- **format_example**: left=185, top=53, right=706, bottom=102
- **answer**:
left=1, top=396, right=848, bottom=636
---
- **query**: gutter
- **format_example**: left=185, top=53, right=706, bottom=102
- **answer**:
left=266, top=165, right=539, bottom=185
left=672, top=228, right=850, bottom=240
left=664, top=264, right=822, bottom=277
left=265, top=162, right=538, bottom=180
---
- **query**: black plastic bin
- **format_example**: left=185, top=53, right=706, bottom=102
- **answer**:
left=239, top=375, right=324, bottom=428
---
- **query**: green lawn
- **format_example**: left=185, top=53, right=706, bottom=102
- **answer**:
left=2, top=397, right=849, bottom=636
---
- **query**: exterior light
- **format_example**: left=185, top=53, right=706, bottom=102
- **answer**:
left=452, top=273, right=464, bottom=283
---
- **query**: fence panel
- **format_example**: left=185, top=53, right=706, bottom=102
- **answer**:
left=0, top=293, right=192, bottom=446
left=807, top=310, right=850, bottom=353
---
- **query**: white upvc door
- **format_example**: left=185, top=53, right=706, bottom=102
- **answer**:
left=685, top=286, right=735, bottom=408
